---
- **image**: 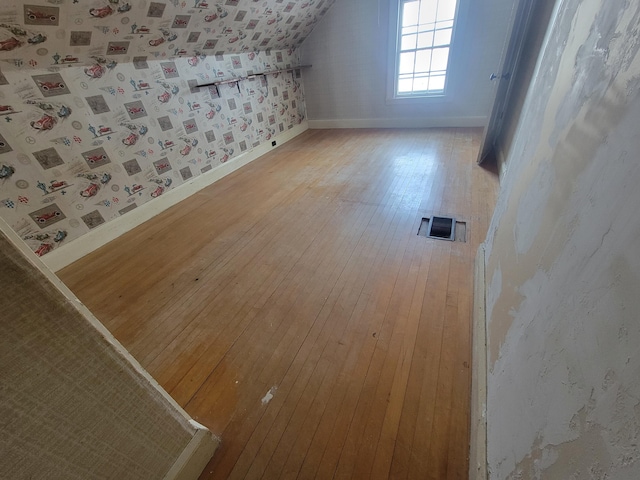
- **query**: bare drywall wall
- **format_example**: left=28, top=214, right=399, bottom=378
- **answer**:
left=0, top=227, right=210, bottom=479
left=483, top=0, right=640, bottom=478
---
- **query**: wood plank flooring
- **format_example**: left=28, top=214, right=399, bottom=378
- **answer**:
left=58, top=128, right=499, bottom=479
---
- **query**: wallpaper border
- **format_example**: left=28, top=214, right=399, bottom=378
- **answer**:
left=42, top=120, right=308, bottom=272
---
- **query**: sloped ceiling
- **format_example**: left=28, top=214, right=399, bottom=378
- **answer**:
left=0, top=0, right=336, bottom=70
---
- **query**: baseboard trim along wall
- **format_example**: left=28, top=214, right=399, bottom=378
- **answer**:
left=307, top=116, right=486, bottom=129
left=470, top=243, right=488, bottom=480
left=42, top=121, right=309, bottom=272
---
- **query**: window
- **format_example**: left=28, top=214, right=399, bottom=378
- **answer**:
left=391, top=0, right=458, bottom=98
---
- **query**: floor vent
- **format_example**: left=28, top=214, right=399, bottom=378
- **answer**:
left=418, top=217, right=467, bottom=242
left=454, top=220, right=467, bottom=243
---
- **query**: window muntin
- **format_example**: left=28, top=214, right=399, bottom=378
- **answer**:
left=395, top=0, right=458, bottom=97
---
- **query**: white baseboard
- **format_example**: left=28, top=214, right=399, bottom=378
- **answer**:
left=42, top=121, right=308, bottom=272
left=307, top=116, right=486, bottom=129
left=470, top=243, right=488, bottom=480
left=164, top=420, right=220, bottom=480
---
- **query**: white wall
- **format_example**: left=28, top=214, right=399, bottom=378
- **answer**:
left=300, top=0, right=516, bottom=128
left=484, top=0, right=640, bottom=477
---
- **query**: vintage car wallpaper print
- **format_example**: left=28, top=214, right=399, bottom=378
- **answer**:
left=0, top=0, right=335, bottom=258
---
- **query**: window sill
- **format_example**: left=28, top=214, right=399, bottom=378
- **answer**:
left=385, top=93, right=450, bottom=106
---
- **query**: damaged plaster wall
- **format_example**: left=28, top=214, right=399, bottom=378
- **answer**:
left=484, top=0, right=640, bottom=478
left=494, top=0, right=557, bottom=178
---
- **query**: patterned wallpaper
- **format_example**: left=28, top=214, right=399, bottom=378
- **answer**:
left=0, top=1, right=335, bottom=259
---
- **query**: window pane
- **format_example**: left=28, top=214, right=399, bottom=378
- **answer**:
left=395, top=0, right=456, bottom=96
left=399, top=52, right=415, bottom=74
left=402, top=1, right=420, bottom=26
left=402, top=34, right=417, bottom=51
left=428, top=75, right=446, bottom=91
left=398, top=78, right=413, bottom=92
left=414, top=75, right=430, bottom=92
left=417, top=31, right=434, bottom=48
left=430, top=47, right=449, bottom=71
left=439, top=19, right=454, bottom=29
left=419, top=0, right=438, bottom=24
left=402, top=25, right=418, bottom=36
left=414, top=49, right=432, bottom=73
left=433, top=28, right=452, bottom=46
left=436, top=0, right=457, bottom=21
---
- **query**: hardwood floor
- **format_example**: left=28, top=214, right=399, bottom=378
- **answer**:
left=58, top=128, right=499, bottom=479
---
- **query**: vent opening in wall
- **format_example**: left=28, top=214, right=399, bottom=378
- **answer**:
left=418, top=216, right=466, bottom=242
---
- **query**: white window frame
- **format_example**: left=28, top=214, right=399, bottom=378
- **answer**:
left=386, top=0, right=462, bottom=103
